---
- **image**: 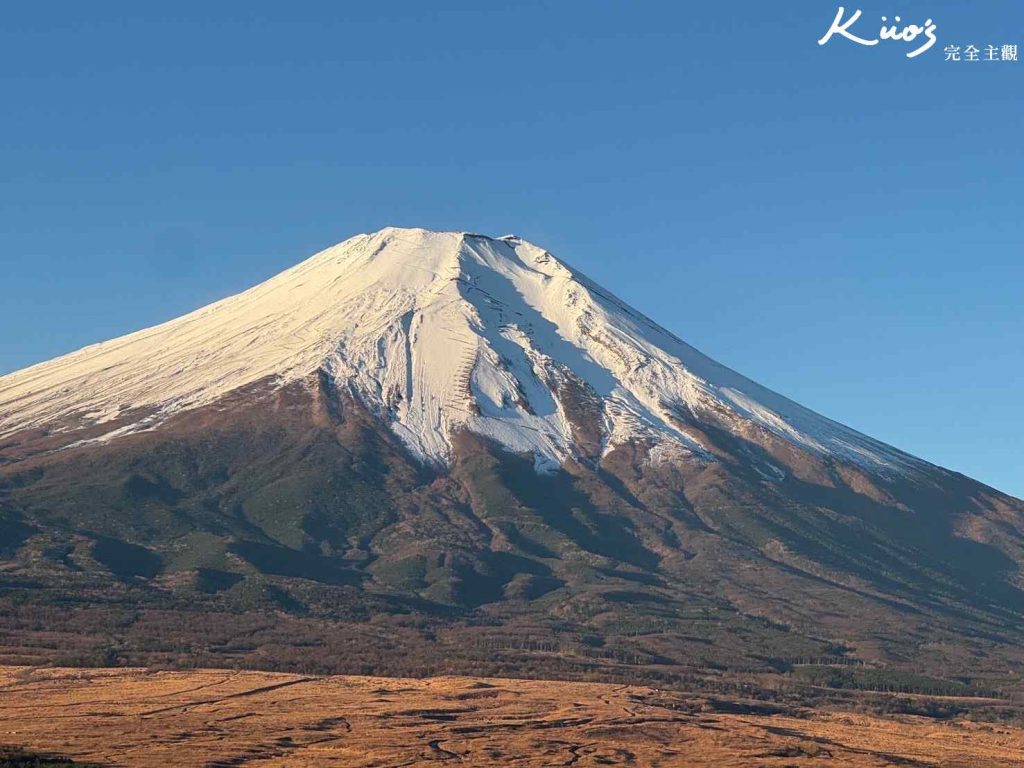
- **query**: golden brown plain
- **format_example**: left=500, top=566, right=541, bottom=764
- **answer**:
left=1, top=667, right=1022, bottom=767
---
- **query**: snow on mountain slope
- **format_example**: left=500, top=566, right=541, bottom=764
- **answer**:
left=0, top=228, right=919, bottom=475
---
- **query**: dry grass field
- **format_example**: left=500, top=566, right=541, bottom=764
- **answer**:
left=0, top=667, right=1022, bottom=767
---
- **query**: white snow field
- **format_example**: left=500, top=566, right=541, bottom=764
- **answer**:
left=0, top=228, right=917, bottom=475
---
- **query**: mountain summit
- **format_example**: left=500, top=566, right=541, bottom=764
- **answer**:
left=1, top=228, right=914, bottom=476
left=1, top=228, right=1022, bottom=684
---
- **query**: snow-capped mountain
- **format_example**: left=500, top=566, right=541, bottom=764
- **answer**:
left=0, top=228, right=917, bottom=477
left=1, top=228, right=1022, bottom=682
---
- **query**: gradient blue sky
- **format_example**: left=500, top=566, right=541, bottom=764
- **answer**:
left=1, top=2, right=1021, bottom=496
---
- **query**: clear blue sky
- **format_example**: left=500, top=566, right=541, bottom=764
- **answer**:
left=1, top=2, right=1021, bottom=497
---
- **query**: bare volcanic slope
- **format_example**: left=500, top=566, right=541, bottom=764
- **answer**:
left=0, top=228, right=1022, bottom=691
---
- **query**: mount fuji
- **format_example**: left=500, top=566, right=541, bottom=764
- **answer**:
left=1, top=228, right=1022, bottom=684
left=0, top=228, right=918, bottom=476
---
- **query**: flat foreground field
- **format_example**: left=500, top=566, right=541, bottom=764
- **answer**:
left=0, top=668, right=1022, bottom=767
